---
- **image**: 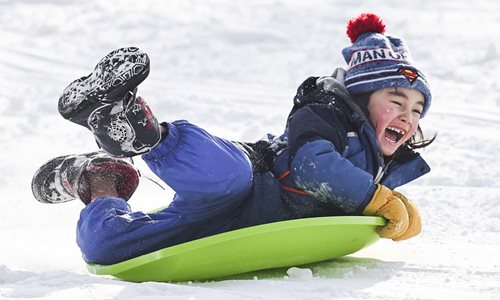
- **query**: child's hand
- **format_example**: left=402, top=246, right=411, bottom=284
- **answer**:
left=363, top=185, right=421, bottom=241
left=391, top=190, right=422, bottom=241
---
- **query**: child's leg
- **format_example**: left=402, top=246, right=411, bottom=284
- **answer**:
left=142, top=120, right=254, bottom=218
left=58, top=47, right=161, bottom=157
left=77, top=122, right=254, bottom=265
left=78, top=191, right=253, bottom=264
left=53, top=47, right=255, bottom=264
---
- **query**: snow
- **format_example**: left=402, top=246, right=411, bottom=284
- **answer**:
left=1, top=0, right=500, bottom=299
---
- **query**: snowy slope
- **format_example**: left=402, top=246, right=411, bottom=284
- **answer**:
left=1, top=0, right=499, bottom=299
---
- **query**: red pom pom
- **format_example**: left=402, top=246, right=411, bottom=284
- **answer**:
left=346, top=13, right=386, bottom=43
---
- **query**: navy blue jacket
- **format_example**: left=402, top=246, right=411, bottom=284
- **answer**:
left=234, top=76, right=430, bottom=227
left=77, top=76, right=430, bottom=264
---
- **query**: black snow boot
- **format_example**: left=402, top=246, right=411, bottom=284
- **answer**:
left=58, top=47, right=161, bottom=157
left=31, top=152, right=139, bottom=205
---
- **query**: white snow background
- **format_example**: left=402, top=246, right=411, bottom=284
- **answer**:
left=1, top=0, right=499, bottom=299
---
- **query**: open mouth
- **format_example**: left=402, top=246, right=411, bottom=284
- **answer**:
left=384, top=126, right=406, bottom=144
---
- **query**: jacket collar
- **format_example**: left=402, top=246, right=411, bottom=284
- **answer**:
left=317, top=67, right=371, bottom=123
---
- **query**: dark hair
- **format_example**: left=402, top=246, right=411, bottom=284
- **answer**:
left=406, top=126, right=436, bottom=150
left=352, top=92, right=436, bottom=152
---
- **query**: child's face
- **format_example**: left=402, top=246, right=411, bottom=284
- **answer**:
left=367, top=87, right=424, bottom=156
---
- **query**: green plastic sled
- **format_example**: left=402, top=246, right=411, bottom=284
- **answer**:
left=87, top=216, right=385, bottom=282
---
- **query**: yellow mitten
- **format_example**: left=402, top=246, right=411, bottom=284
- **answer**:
left=392, top=190, right=422, bottom=241
left=363, top=185, right=409, bottom=240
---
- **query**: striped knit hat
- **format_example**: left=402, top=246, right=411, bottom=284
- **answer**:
left=341, top=13, right=432, bottom=117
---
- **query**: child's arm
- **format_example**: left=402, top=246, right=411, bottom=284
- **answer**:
left=290, top=137, right=375, bottom=213
left=287, top=103, right=373, bottom=214
left=286, top=80, right=421, bottom=240
left=289, top=119, right=420, bottom=240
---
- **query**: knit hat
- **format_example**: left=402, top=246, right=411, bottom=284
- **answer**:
left=341, top=13, right=432, bottom=117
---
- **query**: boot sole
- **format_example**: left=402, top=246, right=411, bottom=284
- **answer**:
left=32, top=155, right=74, bottom=204
left=58, top=47, right=150, bottom=121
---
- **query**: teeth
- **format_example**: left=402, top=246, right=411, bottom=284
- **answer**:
left=385, top=137, right=397, bottom=143
left=387, top=127, right=406, bottom=136
left=385, top=126, right=407, bottom=144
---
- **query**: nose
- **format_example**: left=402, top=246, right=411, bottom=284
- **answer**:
left=398, top=108, right=412, bottom=123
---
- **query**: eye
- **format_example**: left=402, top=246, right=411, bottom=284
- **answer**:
left=391, top=101, right=402, bottom=106
left=412, top=109, right=422, bottom=115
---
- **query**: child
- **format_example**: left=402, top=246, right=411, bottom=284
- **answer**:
left=32, top=13, right=434, bottom=265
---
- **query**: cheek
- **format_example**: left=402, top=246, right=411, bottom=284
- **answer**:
left=373, top=107, right=396, bottom=126
left=383, top=107, right=398, bottom=119
left=403, top=122, right=420, bottom=143
left=380, top=111, right=393, bottom=122
left=409, top=122, right=419, bottom=136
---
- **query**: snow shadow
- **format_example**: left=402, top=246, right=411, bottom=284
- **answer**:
left=210, top=256, right=404, bottom=282
left=0, top=257, right=405, bottom=298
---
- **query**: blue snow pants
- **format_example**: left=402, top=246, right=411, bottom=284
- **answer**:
left=76, top=120, right=254, bottom=265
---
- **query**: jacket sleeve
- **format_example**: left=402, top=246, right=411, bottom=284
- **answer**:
left=287, top=104, right=376, bottom=214
left=290, top=139, right=376, bottom=214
